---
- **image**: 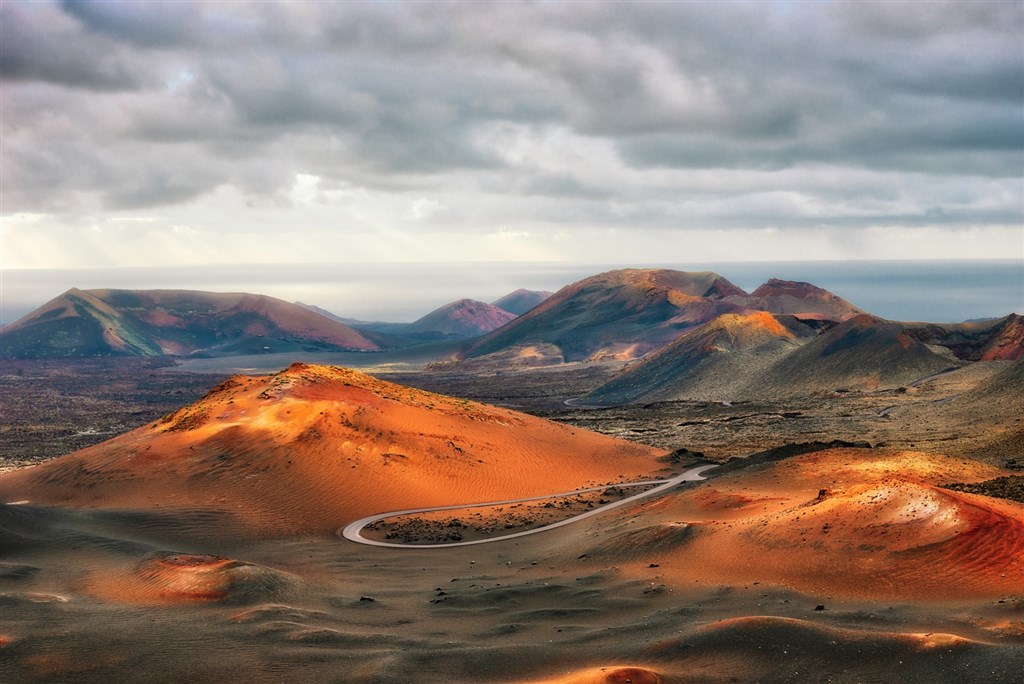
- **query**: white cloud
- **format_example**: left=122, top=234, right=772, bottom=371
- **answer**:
left=403, top=197, right=446, bottom=221
left=287, top=173, right=322, bottom=207
left=490, top=229, right=531, bottom=241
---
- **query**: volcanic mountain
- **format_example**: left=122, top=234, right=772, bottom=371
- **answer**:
left=731, top=278, right=863, bottom=320
left=491, top=288, right=553, bottom=316
left=582, top=312, right=820, bottom=405
left=0, top=364, right=663, bottom=537
left=905, top=313, right=1024, bottom=361
left=463, top=269, right=750, bottom=364
left=0, top=289, right=378, bottom=359
left=405, top=299, right=517, bottom=338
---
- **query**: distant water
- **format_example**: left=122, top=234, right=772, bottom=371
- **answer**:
left=2, top=260, right=1021, bottom=326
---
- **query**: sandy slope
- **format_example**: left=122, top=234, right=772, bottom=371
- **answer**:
left=569, top=449, right=1024, bottom=600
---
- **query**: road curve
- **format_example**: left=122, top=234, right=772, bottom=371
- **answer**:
left=339, top=463, right=718, bottom=549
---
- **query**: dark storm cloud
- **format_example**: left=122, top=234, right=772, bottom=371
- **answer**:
left=1, top=0, right=1021, bottom=235
left=0, top=2, right=147, bottom=90
left=521, top=174, right=607, bottom=200
left=59, top=0, right=205, bottom=47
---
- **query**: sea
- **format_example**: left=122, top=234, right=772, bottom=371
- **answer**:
left=2, top=260, right=1022, bottom=326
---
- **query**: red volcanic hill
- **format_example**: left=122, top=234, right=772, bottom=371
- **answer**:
left=583, top=312, right=818, bottom=405
left=0, top=364, right=663, bottom=537
left=978, top=314, right=1024, bottom=360
left=578, top=448, right=1024, bottom=600
left=906, top=314, right=1024, bottom=361
left=734, top=279, right=863, bottom=321
left=463, top=269, right=750, bottom=364
left=0, top=289, right=379, bottom=359
left=406, top=299, right=517, bottom=338
left=491, top=288, right=553, bottom=316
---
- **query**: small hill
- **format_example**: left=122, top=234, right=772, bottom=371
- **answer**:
left=491, top=289, right=553, bottom=316
left=734, top=279, right=863, bottom=321
left=582, top=312, right=818, bottom=405
left=0, top=364, right=663, bottom=537
left=570, top=448, right=1023, bottom=600
left=979, top=314, right=1024, bottom=360
left=0, top=289, right=378, bottom=359
left=755, top=314, right=956, bottom=397
left=406, top=299, right=517, bottom=338
left=463, top=269, right=749, bottom=364
left=905, top=314, right=1024, bottom=361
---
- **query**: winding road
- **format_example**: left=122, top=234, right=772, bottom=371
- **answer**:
left=339, top=463, right=718, bottom=549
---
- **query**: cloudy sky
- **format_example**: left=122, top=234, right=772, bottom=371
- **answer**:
left=2, top=0, right=1022, bottom=273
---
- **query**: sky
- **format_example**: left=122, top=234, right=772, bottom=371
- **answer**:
left=1, top=1, right=1022, bottom=322
left=1, top=0, right=1022, bottom=275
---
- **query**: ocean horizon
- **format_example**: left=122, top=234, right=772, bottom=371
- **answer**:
left=3, top=259, right=1021, bottom=327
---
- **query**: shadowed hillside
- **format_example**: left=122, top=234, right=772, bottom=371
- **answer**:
left=583, top=312, right=820, bottom=405
left=754, top=314, right=958, bottom=397
left=905, top=314, right=1024, bottom=361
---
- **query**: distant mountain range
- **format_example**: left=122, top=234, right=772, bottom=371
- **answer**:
left=3, top=274, right=1019, bottom=403
left=303, top=292, right=545, bottom=342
